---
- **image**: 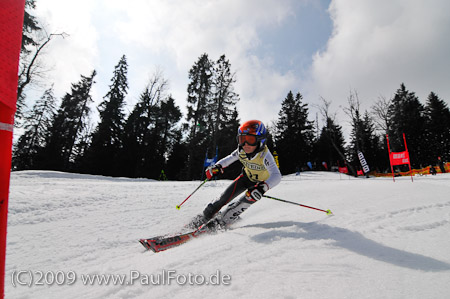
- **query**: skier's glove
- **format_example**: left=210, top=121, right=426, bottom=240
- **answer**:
left=247, top=182, right=269, bottom=201
left=205, top=164, right=223, bottom=180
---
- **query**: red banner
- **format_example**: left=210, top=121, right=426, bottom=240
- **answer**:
left=338, top=166, right=348, bottom=174
left=389, top=151, right=410, bottom=166
left=386, top=133, right=413, bottom=182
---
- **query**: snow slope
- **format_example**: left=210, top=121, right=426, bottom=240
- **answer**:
left=5, top=170, right=450, bottom=299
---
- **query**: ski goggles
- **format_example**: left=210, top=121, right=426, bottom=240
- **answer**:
left=237, top=134, right=258, bottom=146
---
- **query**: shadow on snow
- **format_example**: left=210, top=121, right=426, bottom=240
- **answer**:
left=246, top=221, right=450, bottom=272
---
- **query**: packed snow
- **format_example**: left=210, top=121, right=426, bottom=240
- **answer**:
left=5, top=170, right=450, bottom=299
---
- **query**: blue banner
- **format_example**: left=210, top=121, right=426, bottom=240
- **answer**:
left=204, top=147, right=218, bottom=167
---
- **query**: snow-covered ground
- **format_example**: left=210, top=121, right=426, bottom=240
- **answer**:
left=5, top=170, right=450, bottom=299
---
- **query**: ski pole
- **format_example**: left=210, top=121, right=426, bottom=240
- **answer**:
left=263, top=195, right=333, bottom=215
left=176, top=178, right=208, bottom=210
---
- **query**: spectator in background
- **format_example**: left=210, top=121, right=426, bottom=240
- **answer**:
left=438, top=157, right=446, bottom=173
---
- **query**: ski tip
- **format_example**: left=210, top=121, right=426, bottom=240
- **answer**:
left=139, top=239, right=151, bottom=250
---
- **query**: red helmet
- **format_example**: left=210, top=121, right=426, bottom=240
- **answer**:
left=237, top=120, right=267, bottom=148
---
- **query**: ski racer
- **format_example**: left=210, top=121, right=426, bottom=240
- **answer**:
left=190, top=120, right=282, bottom=230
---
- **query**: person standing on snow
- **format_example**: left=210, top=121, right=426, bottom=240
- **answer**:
left=438, top=157, right=446, bottom=173
left=189, top=120, right=282, bottom=230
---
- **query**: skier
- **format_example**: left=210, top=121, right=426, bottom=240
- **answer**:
left=189, top=120, right=282, bottom=231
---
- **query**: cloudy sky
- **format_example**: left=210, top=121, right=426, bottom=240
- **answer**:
left=33, top=0, right=450, bottom=137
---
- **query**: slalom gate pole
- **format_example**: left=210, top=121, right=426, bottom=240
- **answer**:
left=0, top=1, right=26, bottom=297
left=176, top=178, right=208, bottom=210
left=263, top=195, right=333, bottom=215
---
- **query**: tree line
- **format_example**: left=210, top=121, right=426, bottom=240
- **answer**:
left=273, top=85, right=450, bottom=176
left=13, top=51, right=450, bottom=179
left=13, top=1, right=450, bottom=179
left=12, top=53, right=241, bottom=180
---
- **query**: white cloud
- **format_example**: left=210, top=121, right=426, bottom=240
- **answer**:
left=307, top=0, right=450, bottom=120
left=100, top=0, right=298, bottom=124
left=34, top=0, right=99, bottom=99
left=109, top=0, right=291, bottom=61
left=32, top=0, right=307, bottom=127
left=236, top=55, right=297, bottom=124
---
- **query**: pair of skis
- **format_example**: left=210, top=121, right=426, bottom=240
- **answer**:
left=139, top=222, right=213, bottom=252
left=139, top=180, right=333, bottom=253
left=139, top=230, right=204, bottom=252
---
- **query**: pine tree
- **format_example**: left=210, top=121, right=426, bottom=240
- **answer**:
left=345, top=91, right=385, bottom=173
left=87, top=55, right=128, bottom=176
left=215, top=108, right=241, bottom=179
left=121, top=71, right=169, bottom=178
left=183, top=54, right=241, bottom=179
left=424, top=92, right=450, bottom=163
left=388, top=83, right=427, bottom=167
left=274, top=91, right=314, bottom=174
left=12, top=86, right=57, bottom=170
left=348, top=112, right=385, bottom=173
left=184, top=53, right=214, bottom=179
left=146, top=96, right=182, bottom=179
left=210, top=55, right=240, bottom=154
left=312, top=97, right=349, bottom=172
left=42, top=71, right=96, bottom=171
left=165, top=131, right=188, bottom=180
left=216, top=107, right=240, bottom=155
left=313, top=117, right=346, bottom=172
left=21, top=0, right=40, bottom=53
left=121, top=87, right=152, bottom=178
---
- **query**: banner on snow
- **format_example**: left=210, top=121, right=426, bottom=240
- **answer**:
left=357, top=151, right=370, bottom=174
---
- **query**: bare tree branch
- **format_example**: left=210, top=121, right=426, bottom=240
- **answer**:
left=17, top=32, right=68, bottom=102
left=371, top=95, right=391, bottom=134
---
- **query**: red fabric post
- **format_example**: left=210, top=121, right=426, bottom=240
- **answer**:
left=386, top=134, right=396, bottom=182
left=0, top=105, right=15, bottom=298
left=386, top=134, right=413, bottom=182
left=403, top=133, right=413, bottom=182
left=0, top=1, right=25, bottom=297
